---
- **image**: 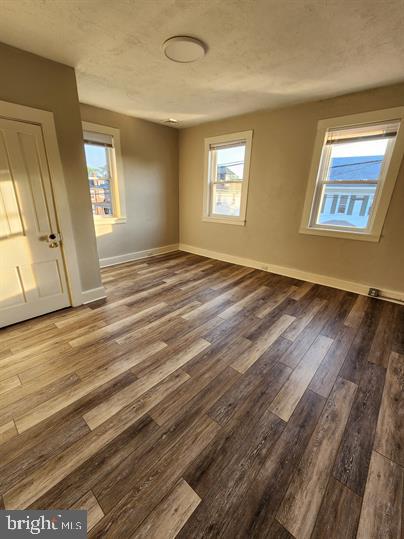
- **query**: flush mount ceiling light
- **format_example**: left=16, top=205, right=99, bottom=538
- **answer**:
left=164, top=118, right=179, bottom=125
left=163, top=36, right=207, bottom=63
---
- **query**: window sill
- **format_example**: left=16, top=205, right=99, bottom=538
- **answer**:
left=94, top=216, right=127, bottom=225
left=202, top=216, right=246, bottom=226
left=299, top=226, right=380, bottom=242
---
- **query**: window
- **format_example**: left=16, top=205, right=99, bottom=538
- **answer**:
left=82, top=122, right=126, bottom=224
left=203, top=131, right=253, bottom=225
left=300, top=108, right=404, bottom=241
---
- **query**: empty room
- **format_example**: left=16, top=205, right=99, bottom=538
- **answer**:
left=0, top=1, right=403, bottom=537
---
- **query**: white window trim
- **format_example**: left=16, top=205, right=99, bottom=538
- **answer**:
left=300, top=107, right=404, bottom=242
left=82, top=121, right=126, bottom=225
left=202, top=130, right=253, bottom=225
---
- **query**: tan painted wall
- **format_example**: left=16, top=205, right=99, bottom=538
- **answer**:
left=80, top=104, right=179, bottom=262
left=0, top=43, right=101, bottom=292
left=179, top=83, right=404, bottom=295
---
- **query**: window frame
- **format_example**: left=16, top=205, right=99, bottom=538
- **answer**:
left=300, top=107, right=404, bottom=242
left=202, top=130, right=253, bottom=226
left=82, top=121, right=126, bottom=225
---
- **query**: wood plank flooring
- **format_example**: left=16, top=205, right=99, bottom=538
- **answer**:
left=0, top=250, right=403, bottom=538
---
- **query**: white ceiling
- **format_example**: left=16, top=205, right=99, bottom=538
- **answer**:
left=1, top=0, right=404, bottom=127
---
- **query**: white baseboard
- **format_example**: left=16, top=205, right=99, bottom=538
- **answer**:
left=179, top=243, right=404, bottom=304
left=99, top=244, right=179, bottom=268
left=81, top=286, right=107, bottom=304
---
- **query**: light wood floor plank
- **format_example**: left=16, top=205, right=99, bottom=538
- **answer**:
left=69, top=303, right=167, bottom=347
left=290, top=282, right=314, bottom=301
left=344, top=295, right=369, bottom=328
left=232, top=314, right=295, bottom=373
left=3, top=392, right=164, bottom=509
left=309, top=325, right=357, bottom=398
left=0, top=420, right=18, bottom=445
left=133, top=479, right=201, bottom=539
left=83, top=369, right=190, bottom=430
left=218, top=286, right=268, bottom=320
left=256, top=285, right=297, bottom=319
left=0, top=375, right=21, bottom=396
left=14, top=341, right=166, bottom=433
left=270, top=335, right=333, bottom=421
left=282, top=298, right=325, bottom=341
left=71, top=490, right=104, bottom=532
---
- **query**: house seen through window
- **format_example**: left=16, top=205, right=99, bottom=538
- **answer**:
left=204, top=131, right=253, bottom=225
left=305, top=119, right=400, bottom=236
left=84, top=142, right=114, bottom=217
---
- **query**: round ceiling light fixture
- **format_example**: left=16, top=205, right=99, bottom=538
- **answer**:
left=163, top=36, right=207, bottom=63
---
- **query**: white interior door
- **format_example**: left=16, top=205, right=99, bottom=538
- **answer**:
left=0, top=117, right=70, bottom=328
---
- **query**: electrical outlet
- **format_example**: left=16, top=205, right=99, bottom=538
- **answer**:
left=368, top=288, right=380, bottom=298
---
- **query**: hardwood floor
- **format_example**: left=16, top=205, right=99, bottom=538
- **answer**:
left=0, top=250, right=403, bottom=538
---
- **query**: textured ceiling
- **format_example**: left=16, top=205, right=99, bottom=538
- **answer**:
left=0, top=0, right=404, bottom=127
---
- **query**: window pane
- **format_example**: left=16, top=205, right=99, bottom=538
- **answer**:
left=318, top=183, right=377, bottom=229
left=212, top=182, right=242, bottom=216
left=84, top=144, right=110, bottom=179
left=327, top=138, right=388, bottom=182
left=84, top=143, right=113, bottom=217
left=214, top=144, right=245, bottom=181
left=89, top=181, right=113, bottom=217
left=316, top=134, right=391, bottom=229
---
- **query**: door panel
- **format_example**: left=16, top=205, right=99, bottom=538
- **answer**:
left=0, top=117, right=70, bottom=327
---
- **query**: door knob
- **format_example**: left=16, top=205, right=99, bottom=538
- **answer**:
left=46, top=232, right=60, bottom=248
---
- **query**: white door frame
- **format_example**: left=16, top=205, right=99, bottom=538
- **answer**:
left=0, top=99, right=82, bottom=306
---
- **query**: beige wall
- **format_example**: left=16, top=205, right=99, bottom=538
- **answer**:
left=0, top=43, right=101, bottom=293
left=80, top=104, right=179, bottom=263
left=179, top=83, right=404, bottom=295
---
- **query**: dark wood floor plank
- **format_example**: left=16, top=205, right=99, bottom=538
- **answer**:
left=178, top=403, right=285, bottom=538
left=0, top=414, right=89, bottom=496
left=267, top=520, right=294, bottom=538
left=276, top=377, right=357, bottom=539
left=309, top=325, right=357, bottom=398
left=392, top=304, right=404, bottom=354
left=90, top=415, right=220, bottom=538
left=368, top=301, right=396, bottom=367
left=224, top=390, right=325, bottom=539
left=339, top=299, right=384, bottom=384
left=232, top=314, right=295, bottom=373
left=30, top=415, right=159, bottom=510
left=319, top=290, right=356, bottom=339
left=93, top=367, right=239, bottom=513
left=3, top=374, right=167, bottom=508
left=282, top=297, right=326, bottom=341
left=280, top=313, right=331, bottom=370
left=311, top=478, right=362, bottom=539
left=150, top=339, right=247, bottom=425
left=333, top=362, right=386, bottom=496
left=208, top=358, right=291, bottom=427
left=373, top=351, right=404, bottom=466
